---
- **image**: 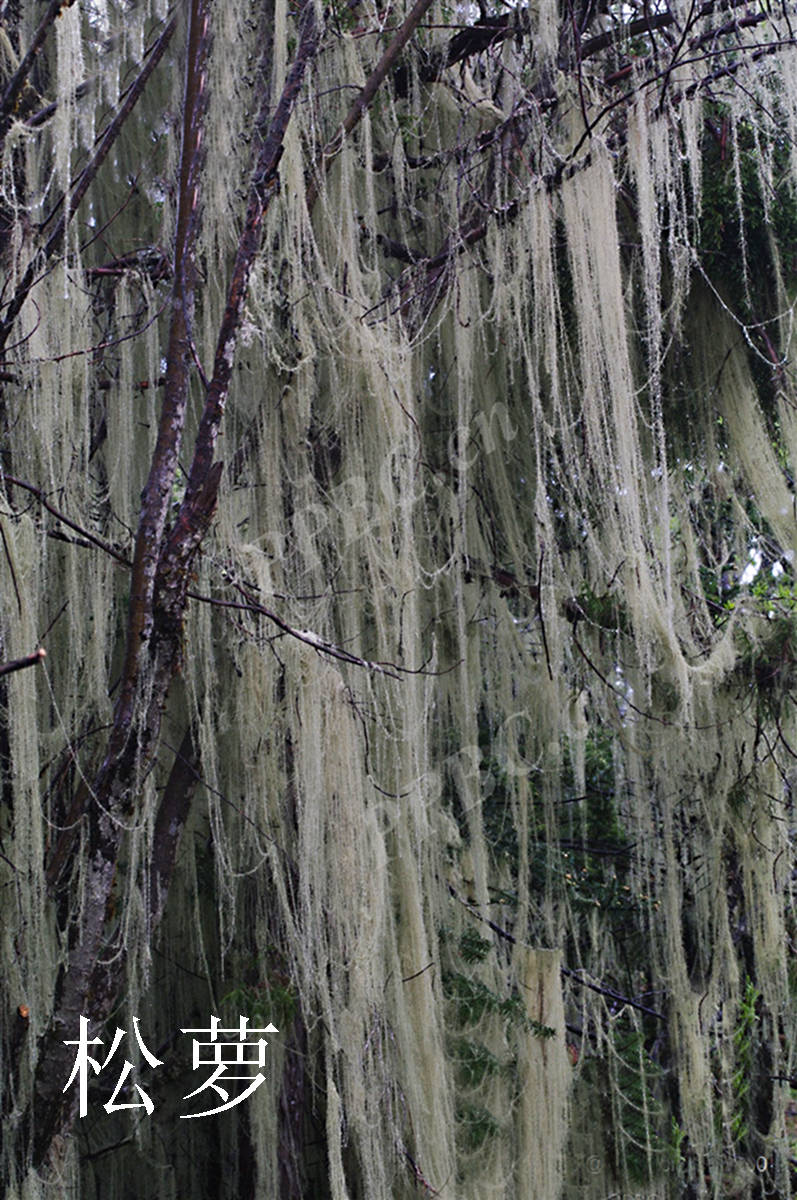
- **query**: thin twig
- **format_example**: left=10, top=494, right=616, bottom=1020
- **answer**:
left=536, top=547, right=553, bottom=682
left=200, top=582, right=404, bottom=679
left=571, top=620, right=671, bottom=726
left=1, top=475, right=131, bottom=566
left=0, top=519, right=22, bottom=614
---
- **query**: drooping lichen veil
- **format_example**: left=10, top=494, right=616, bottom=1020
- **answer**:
left=0, top=0, right=795, bottom=1196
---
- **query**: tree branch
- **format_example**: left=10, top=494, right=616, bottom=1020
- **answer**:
left=306, top=0, right=437, bottom=211
left=147, top=727, right=201, bottom=926
left=2, top=475, right=131, bottom=566
left=158, top=0, right=319, bottom=616
left=26, top=2, right=322, bottom=1166
left=0, top=647, right=46, bottom=678
left=0, top=15, right=176, bottom=355
left=82, top=727, right=202, bottom=1011
left=27, top=0, right=210, bottom=1165
left=448, top=884, right=667, bottom=1021
left=579, top=0, right=767, bottom=61
left=0, top=0, right=76, bottom=145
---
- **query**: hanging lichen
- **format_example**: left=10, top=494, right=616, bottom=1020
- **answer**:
left=0, top=1, right=796, bottom=1198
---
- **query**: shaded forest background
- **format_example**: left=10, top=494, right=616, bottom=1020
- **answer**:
left=1, top=0, right=797, bottom=1196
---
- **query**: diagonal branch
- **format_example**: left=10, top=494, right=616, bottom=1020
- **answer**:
left=579, top=0, right=767, bottom=61
left=0, top=16, right=176, bottom=356
left=25, top=1, right=322, bottom=1167
left=83, top=727, right=202, bottom=1010
left=0, top=0, right=76, bottom=144
left=0, top=647, right=46, bottom=678
left=112, top=4, right=207, bottom=735
left=2, top=474, right=131, bottom=566
left=305, top=0, right=437, bottom=212
left=448, top=884, right=667, bottom=1021
left=147, top=727, right=201, bottom=926
left=157, top=0, right=319, bottom=617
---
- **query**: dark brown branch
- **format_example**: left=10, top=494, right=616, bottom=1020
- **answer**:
left=159, top=0, right=319, bottom=613
left=85, top=248, right=171, bottom=281
left=445, top=14, right=515, bottom=66
left=536, top=548, right=553, bottom=683
left=570, top=618, right=671, bottom=726
left=196, top=573, right=453, bottom=677
left=376, top=232, right=425, bottom=264
left=580, top=0, right=767, bottom=62
left=0, top=0, right=76, bottom=144
left=147, top=728, right=201, bottom=925
left=0, top=516, right=21, bottom=613
left=416, top=12, right=520, bottom=81
left=24, top=78, right=93, bottom=129
left=561, top=965, right=667, bottom=1021
left=83, top=728, right=201, bottom=1010
left=95, top=375, right=167, bottom=391
left=3, top=1004, right=30, bottom=1116
left=566, top=35, right=791, bottom=165
left=205, top=582, right=405, bottom=679
left=0, top=16, right=176, bottom=354
left=657, top=0, right=700, bottom=112
left=402, top=1147, right=441, bottom=1196
left=28, top=0, right=210, bottom=1166
left=306, top=0, right=437, bottom=211
left=448, top=884, right=667, bottom=1021
left=2, top=475, right=131, bottom=566
left=417, top=0, right=756, bottom=83
left=0, top=647, right=46, bottom=678
left=27, top=2, right=321, bottom=1165
left=112, top=1, right=208, bottom=731
left=579, top=8, right=678, bottom=59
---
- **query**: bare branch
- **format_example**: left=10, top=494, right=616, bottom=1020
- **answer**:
left=448, top=884, right=667, bottom=1021
left=28, top=0, right=210, bottom=1164
left=2, top=475, right=131, bottom=566
left=0, top=647, right=46, bottom=678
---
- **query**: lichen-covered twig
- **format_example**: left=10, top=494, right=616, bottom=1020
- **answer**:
left=0, top=0, right=76, bottom=144
left=0, top=16, right=176, bottom=355
left=306, top=0, right=437, bottom=212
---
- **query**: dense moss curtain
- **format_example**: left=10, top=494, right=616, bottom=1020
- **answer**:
left=1, top=0, right=796, bottom=1196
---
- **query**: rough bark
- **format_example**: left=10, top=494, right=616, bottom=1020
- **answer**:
left=28, top=0, right=212, bottom=1163
left=23, top=0, right=320, bottom=1170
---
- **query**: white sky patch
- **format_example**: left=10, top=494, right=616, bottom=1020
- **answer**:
left=739, top=544, right=762, bottom=585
